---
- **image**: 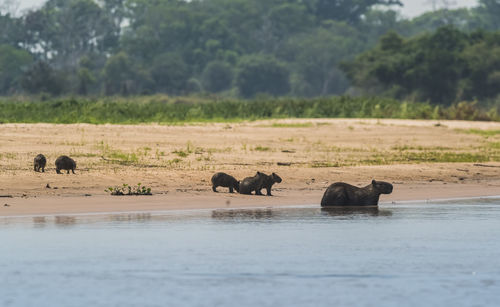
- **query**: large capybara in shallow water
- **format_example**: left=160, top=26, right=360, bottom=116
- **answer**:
left=55, top=155, right=76, bottom=174
left=321, top=180, right=393, bottom=207
left=211, top=172, right=240, bottom=193
left=239, top=172, right=266, bottom=195
left=33, top=154, right=46, bottom=172
left=259, top=172, right=282, bottom=196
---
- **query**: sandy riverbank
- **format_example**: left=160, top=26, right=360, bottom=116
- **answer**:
left=1, top=119, right=499, bottom=217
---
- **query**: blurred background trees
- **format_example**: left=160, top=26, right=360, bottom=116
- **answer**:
left=0, top=0, right=499, bottom=106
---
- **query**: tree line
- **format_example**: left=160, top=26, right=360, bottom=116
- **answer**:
left=1, top=0, right=500, bottom=105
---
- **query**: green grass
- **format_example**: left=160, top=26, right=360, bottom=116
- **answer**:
left=173, top=150, right=189, bottom=158
left=269, top=122, right=314, bottom=128
left=460, top=129, right=500, bottom=137
left=96, top=141, right=140, bottom=165
left=0, top=95, right=498, bottom=124
left=253, top=146, right=271, bottom=151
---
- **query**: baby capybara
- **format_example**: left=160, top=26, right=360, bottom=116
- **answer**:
left=259, top=172, right=282, bottom=196
left=211, top=172, right=240, bottom=193
left=34, top=154, right=46, bottom=172
left=55, top=155, right=76, bottom=174
left=239, top=172, right=266, bottom=195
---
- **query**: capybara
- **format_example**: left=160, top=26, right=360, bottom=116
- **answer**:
left=321, top=180, right=393, bottom=207
left=211, top=172, right=240, bottom=193
left=239, top=172, right=266, bottom=195
left=259, top=172, right=282, bottom=196
left=55, top=155, right=76, bottom=174
left=34, top=154, right=46, bottom=172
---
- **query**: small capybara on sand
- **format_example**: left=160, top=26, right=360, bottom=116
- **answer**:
left=211, top=172, right=240, bottom=193
left=239, top=172, right=266, bottom=195
left=55, top=155, right=76, bottom=174
left=321, top=180, right=393, bottom=207
left=259, top=172, right=282, bottom=196
left=34, top=154, right=46, bottom=172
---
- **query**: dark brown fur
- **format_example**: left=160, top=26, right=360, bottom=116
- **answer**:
left=55, top=155, right=76, bottom=174
left=239, top=172, right=266, bottom=195
left=34, top=154, right=46, bottom=172
left=211, top=172, right=240, bottom=193
left=321, top=180, right=393, bottom=207
left=258, top=172, right=282, bottom=196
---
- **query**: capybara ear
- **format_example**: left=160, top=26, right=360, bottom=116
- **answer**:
left=372, top=179, right=376, bottom=185
left=272, top=172, right=276, bottom=176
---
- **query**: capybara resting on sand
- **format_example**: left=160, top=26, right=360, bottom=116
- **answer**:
left=55, top=155, right=76, bottom=174
left=239, top=172, right=266, bottom=195
left=211, top=172, right=240, bottom=193
left=34, top=154, right=46, bottom=172
left=259, top=172, right=282, bottom=196
left=321, top=180, right=393, bottom=207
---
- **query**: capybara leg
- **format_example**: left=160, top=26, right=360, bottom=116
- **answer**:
left=266, top=188, right=272, bottom=196
left=256, top=189, right=263, bottom=195
left=212, top=186, right=217, bottom=192
left=34, top=165, right=37, bottom=172
left=71, top=169, right=75, bottom=174
left=42, top=167, right=45, bottom=173
left=229, top=187, right=234, bottom=193
left=66, top=170, right=70, bottom=174
left=56, top=169, right=61, bottom=174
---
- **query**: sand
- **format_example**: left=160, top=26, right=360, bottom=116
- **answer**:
left=1, top=118, right=499, bottom=217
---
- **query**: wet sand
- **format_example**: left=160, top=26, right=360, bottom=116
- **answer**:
left=1, top=119, right=500, bottom=216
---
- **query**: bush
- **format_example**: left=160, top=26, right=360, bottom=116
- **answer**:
left=202, top=61, right=233, bottom=93
left=236, top=55, right=290, bottom=98
left=0, top=96, right=497, bottom=124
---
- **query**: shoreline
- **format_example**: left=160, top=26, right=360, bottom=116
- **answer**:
left=2, top=119, right=500, bottom=218
left=2, top=180, right=500, bottom=218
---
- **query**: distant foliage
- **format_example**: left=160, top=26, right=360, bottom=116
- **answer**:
left=236, top=55, right=290, bottom=98
left=202, top=61, right=234, bottom=93
left=0, top=96, right=497, bottom=124
left=0, top=0, right=499, bottom=103
left=342, top=27, right=500, bottom=105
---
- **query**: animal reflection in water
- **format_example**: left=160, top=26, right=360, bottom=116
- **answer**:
left=55, top=216, right=77, bottom=226
left=212, top=208, right=275, bottom=220
left=31, top=216, right=77, bottom=227
left=211, top=207, right=392, bottom=220
left=320, top=207, right=392, bottom=217
left=111, top=213, right=152, bottom=222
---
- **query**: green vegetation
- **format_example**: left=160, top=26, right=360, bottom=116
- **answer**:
left=459, top=129, right=500, bottom=137
left=343, top=28, right=500, bottom=105
left=1, top=0, right=500, bottom=103
left=106, top=183, right=152, bottom=196
left=253, top=146, right=271, bottom=152
left=270, top=122, right=315, bottom=128
left=308, top=149, right=499, bottom=168
left=0, top=96, right=498, bottom=124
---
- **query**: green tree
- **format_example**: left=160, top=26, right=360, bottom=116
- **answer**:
left=342, top=26, right=470, bottom=104
left=460, top=32, right=500, bottom=100
left=23, top=0, right=118, bottom=68
left=236, top=54, right=290, bottom=98
left=202, top=61, right=234, bottom=93
left=102, top=52, right=150, bottom=95
left=308, top=0, right=402, bottom=24
left=281, top=22, right=364, bottom=96
left=21, top=61, right=64, bottom=95
left=0, top=44, right=32, bottom=94
left=477, top=0, right=500, bottom=30
left=150, top=53, right=190, bottom=94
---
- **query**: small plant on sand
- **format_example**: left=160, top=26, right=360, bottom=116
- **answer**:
left=106, top=183, right=152, bottom=196
left=253, top=145, right=271, bottom=151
